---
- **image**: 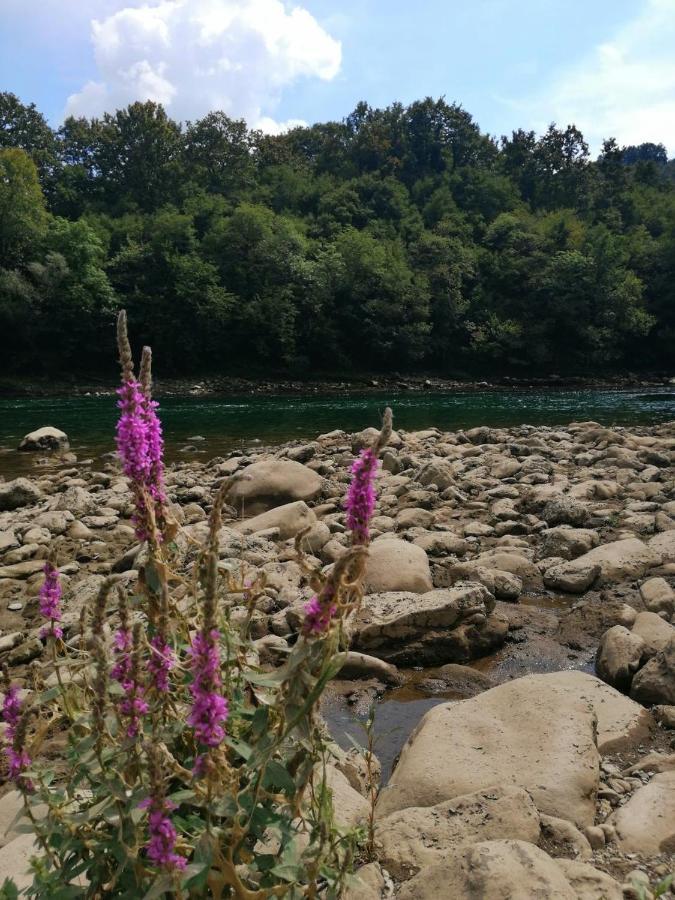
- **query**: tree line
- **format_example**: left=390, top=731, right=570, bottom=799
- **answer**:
left=1, top=92, right=674, bottom=378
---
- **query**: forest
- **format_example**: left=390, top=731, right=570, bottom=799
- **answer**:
left=1, top=92, right=674, bottom=378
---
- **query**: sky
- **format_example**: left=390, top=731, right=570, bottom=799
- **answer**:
left=1, top=0, right=675, bottom=154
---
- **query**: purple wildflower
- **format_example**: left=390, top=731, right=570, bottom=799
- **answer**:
left=345, top=448, right=380, bottom=545
left=119, top=690, right=149, bottom=738
left=6, top=748, right=31, bottom=781
left=302, top=586, right=337, bottom=636
left=1, top=684, right=31, bottom=789
left=148, top=635, right=174, bottom=693
left=113, top=626, right=148, bottom=738
left=187, top=629, right=228, bottom=749
left=139, top=797, right=186, bottom=871
left=2, top=684, right=22, bottom=737
left=116, top=380, right=166, bottom=541
left=38, top=561, right=63, bottom=641
left=110, top=627, right=132, bottom=685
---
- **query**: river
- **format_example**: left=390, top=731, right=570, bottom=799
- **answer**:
left=0, top=387, right=673, bottom=478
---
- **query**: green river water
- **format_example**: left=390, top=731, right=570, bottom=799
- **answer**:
left=1, top=387, right=673, bottom=478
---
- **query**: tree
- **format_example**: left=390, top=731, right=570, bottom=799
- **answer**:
left=0, top=92, right=56, bottom=177
left=0, top=147, right=48, bottom=265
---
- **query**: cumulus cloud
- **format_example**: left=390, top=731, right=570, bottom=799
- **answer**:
left=523, top=0, right=675, bottom=154
left=65, top=0, right=341, bottom=130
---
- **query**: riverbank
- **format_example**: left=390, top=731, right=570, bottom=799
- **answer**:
left=0, top=419, right=674, bottom=894
left=1, top=370, right=674, bottom=398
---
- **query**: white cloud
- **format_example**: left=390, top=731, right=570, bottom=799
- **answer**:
left=65, top=0, right=341, bottom=129
left=522, top=0, right=675, bottom=154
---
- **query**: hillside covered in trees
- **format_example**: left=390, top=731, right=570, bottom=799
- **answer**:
left=1, top=92, right=674, bottom=378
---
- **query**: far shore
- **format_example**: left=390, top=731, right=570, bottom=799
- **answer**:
left=1, top=371, right=674, bottom=399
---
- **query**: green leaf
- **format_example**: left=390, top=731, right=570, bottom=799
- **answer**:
left=142, top=874, right=174, bottom=899
left=262, top=760, right=296, bottom=795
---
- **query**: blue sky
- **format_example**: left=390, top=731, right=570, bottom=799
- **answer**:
left=2, top=0, right=674, bottom=153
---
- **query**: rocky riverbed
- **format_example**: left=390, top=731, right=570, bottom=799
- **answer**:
left=0, top=419, right=674, bottom=897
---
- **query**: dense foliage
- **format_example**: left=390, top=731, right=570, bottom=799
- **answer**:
left=1, top=92, right=674, bottom=377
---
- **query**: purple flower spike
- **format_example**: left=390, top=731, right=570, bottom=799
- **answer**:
left=116, top=379, right=166, bottom=541
left=148, top=635, right=175, bottom=693
left=140, top=797, right=187, bottom=871
left=302, top=588, right=337, bottom=636
left=38, top=562, right=63, bottom=640
left=345, top=448, right=380, bottom=545
left=187, top=629, right=228, bottom=750
left=2, top=684, right=22, bottom=737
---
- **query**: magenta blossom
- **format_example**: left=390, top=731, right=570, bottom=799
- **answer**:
left=187, top=629, right=228, bottom=749
left=302, top=586, right=337, bottom=636
left=345, top=448, right=380, bottom=545
left=110, top=628, right=132, bottom=685
left=39, top=561, right=63, bottom=640
left=116, top=380, right=166, bottom=540
left=119, top=690, right=149, bottom=739
left=148, top=635, right=175, bottom=693
left=1, top=684, right=31, bottom=789
left=139, top=797, right=186, bottom=871
left=2, top=684, right=22, bottom=737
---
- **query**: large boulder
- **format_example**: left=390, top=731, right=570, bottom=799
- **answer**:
left=375, top=785, right=540, bottom=880
left=542, top=496, right=589, bottom=527
left=595, top=626, right=645, bottom=692
left=631, top=636, right=675, bottom=706
left=377, top=672, right=600, bottom=826
left=363, top=538, right=432, bottom=594
left=234, top=501, right=316, bottom=540
left=539, top=527, right=600, bottom=561
left=228, top=460, right=323, bottom=514
left=396, top=840, right=581, bottom=900
left=609, top=771, right=675, bottom=854
left=18, top=426, right=69, bottom=452
left=543, top=538, right=659, bottom=592
left=350, top=584, right=506, bottom=665
left=0, top=478, right=43, bottom=511
left=649, top=529, right=675, bottom=563
left=631, top=611, right=675, bottom=659
left=451, top=550, right=543, bottom=591
left=639, top=577, right=675, bottom=616
left=377, top=671, right=653, bottom=826
left=54, top=485, right=98, bottom=517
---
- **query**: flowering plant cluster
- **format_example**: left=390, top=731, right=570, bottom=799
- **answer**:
left=0, top=312, right=391, bottom=898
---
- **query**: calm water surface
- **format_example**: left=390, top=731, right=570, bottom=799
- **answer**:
left=0, top=387, right=673, bottom=478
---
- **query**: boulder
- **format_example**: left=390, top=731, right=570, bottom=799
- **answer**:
left=363, top=538, right=432, bottom=594
left=0, top=478, right=43, bottom=511
left=18, top=426, right=69, bottom=452
left=343, top=863, right=388, bottom=900
left=323, top=766, right=370, bottom=829
left=544, top=538, right=659, bottom=591
left=453, top=550, right=543, bottom=591
left=337, top=651, right=399, bottom=684
left=55, top=486, right=98, bottom=517
left=554, top=860, right=623, bottom=900
left=539, top=527, right=600, bottom=561
left=542, top=496, right=589, bottom=527
left=630, top=636, right=675, bottom=706
left=377, top=671, right=653, bottom=826
left=350, top=584, right=505, bottom=666
left=639, top=576, right=675, bottom=615
left=396, top=840, right=579, bottom=900
left=649, top=529, right=675, bottom=563
left=412, top=531, right=468, bottom=557
left=543, top=561, right=600, bottom=594
left=228, top=460, right=323, bottom=514
left=595, top=626, right=645, bottom=692
left=234, top=501, right=316, bottom=540
left=0, top=833, right=38, bottom=892
left=376, top=672, right=601, bottom=826
left=375, top=785, right=541, bottom=880
left=609, top=771, right=675, bottom=854
left=0, top=559, right=46, bottom=579
left=631, top=611, right=675, bottom=658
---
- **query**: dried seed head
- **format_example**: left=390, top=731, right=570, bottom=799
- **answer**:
left=116, top=310, right=135, bottom=382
